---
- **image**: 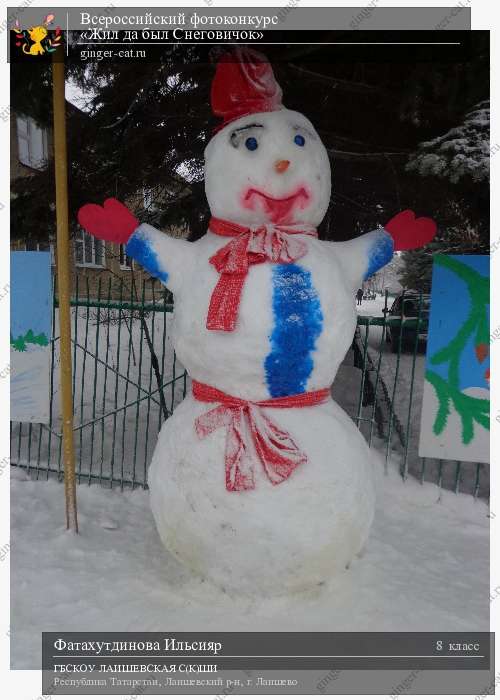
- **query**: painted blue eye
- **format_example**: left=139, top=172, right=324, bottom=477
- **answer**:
left=294, top=134, right=305, bottom=147
left=245, top=137, right=258, bottom=151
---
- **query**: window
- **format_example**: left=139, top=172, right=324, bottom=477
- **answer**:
left=24, top=239, right=55, bottom=265
left=74, top=228, right=105, bottom=267
left=119, top=244, right=133, bottom=270
left=17, top=116, right=48, bottom=170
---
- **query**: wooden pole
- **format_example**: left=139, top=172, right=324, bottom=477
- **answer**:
left=52, top=55, right=78, bottom=533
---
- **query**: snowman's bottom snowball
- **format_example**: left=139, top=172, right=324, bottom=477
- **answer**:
left=148, top=394, right=375, bottom=597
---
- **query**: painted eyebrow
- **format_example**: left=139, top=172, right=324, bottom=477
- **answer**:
left=232, top=123, right=264, bottom=133
left=291, top=124, right=316, bottom=138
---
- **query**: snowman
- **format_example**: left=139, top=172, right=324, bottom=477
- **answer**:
left=78, top=49, right=436, bottom=596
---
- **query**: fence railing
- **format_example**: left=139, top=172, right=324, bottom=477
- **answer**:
left=10, top=278, right=489, bottom=499
left=11, top=275, right=188, bottom=488
left=352, top=291, right=488, bottom=500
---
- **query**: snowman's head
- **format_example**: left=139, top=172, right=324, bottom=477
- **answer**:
left=204, top=49, right=331, bottom=228
left=204, top=108, right=331, bottom=227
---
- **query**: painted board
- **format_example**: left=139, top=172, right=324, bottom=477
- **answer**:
left=10, top=251, right=53, bottom=423
left=419, top=254, right=489, bottom=463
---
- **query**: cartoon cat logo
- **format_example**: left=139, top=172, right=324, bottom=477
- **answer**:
left=12, top=14, right=62, bottom=56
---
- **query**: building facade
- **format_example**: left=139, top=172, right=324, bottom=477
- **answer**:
left=11, top=107, right=189, bottom=301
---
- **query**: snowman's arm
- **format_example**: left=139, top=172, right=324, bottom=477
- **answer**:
left=330, top=210, right=437, bottom=291
left=125, top=224, right=191, bottom=293
left=77, top=198, right=191, bottom=294
left=331, top=228, right=394, bottom=292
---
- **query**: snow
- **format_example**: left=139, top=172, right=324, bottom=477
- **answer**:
left=204, top=109, right=331, bottom=228
left=145, top=222, right=380, bottom=595
left=138, top=104, right=394, bottom=596
left=356, top=296, right=387, bottom=318
left=406, top=101, right=489, bottom=183
left=10, top=451, right=489, bottom=670
left=148, top=390, right=376, bottom=596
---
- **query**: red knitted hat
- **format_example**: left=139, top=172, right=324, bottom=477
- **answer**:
left=211, top=48, right=283, bottom=130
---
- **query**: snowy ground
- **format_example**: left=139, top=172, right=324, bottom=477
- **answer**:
left=9, top=295, right=490, bottom=669
left=11, top=448, right=489, bottom=670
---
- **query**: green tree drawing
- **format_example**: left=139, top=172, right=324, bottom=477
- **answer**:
left=426, top=255, right=489, bottom=445
left=10, top=329, right=49, bottom=352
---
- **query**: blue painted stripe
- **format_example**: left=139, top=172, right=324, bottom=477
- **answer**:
left=265, top=264, right=323, bottom=398
left=126, top=228, right=168, bottom=283
left=365, top=230, right=394, bottom=280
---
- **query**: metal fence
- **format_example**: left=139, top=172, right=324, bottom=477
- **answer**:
left=10, top=278, right=489, bottom=499
left=10, top=275, right=188, bottom=489
left=352, top=291, right=488, bottom=500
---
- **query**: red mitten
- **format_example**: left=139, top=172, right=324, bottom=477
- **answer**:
left=77, top=198, right=139, bottom=244
left=385, top=209, right=437, bottom=251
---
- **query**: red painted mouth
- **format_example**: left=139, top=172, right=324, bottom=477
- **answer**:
left=243, top=187, right=310, bottom=224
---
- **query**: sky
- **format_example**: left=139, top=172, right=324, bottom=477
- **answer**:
left=65, top=78, right=93, bottom=112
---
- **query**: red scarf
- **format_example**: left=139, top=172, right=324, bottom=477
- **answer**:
left=206, top=217, right=318, bottom=332
left=193, top=380, right=330, bottom=491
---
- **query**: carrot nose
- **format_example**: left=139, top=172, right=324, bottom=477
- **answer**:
left=274, top=159, right=290, bottom=174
